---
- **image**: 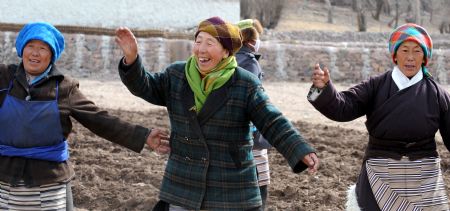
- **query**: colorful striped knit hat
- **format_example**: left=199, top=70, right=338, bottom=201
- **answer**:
left=195, top=16, right=242, bottom=55
left=388, top=23, right=432, bottom=66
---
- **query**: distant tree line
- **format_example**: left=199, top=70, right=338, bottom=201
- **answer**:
left=240, top=0, right=450, bottom=33
left=340, top=0, right=450, bottom=33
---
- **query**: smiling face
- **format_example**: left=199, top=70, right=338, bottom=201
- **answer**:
left=395, top=41, right=425, bottom=78
left=22, top=40, right=52, bottom=76
left=193, top=31, right=229, bottom=73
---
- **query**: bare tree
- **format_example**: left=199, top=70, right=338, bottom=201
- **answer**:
left=392, top=0, right=400, bottom=27
left=240, top=0, right=285, bottom=29
left=422, top=0, right=434, bottom=22
left=352, top=0, right=358, bottom=11
left=372, top=0, right=385, bottom=20
left=383, top=0, right=391, bottom=15
left=354, top=0, right=367, bottom=31
left=324, top=0, right=334, bottom=24
left=402, top=0, right=421, bottom=24
left=434, top=0, right=450, bottom=34
left=413, top=0, right=421, bottom=24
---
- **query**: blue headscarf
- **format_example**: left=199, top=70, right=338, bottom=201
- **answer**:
left=15, top=22, right=65, bottom=63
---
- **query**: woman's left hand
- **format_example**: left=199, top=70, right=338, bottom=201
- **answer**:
left=146, top=128, right=170, bottom=154
left=302, top=152, right=319, bottom=174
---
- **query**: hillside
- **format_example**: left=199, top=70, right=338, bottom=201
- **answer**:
left=274, top=0, right=443, bottom=34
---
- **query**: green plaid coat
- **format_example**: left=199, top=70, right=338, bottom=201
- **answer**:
left=118, top=56, right=316, bottom=210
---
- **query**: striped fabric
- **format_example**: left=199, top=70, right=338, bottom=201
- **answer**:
left=388, top=23, right=432, bottom=66
left=0, top=181, right=67, bottom=210
left=366, top=157, right=449, bottom=211
left=388, top=23, right=433, bottom=78
left=253, top=149, right=270, bottom=186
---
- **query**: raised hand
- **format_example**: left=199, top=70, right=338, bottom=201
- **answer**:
left=115, top=27, right=138, bottom=64
left=302, top=152, right=319, bottom=174
left=146, top=128, right=170, bottom=154
left=311, top=63, right=330, bottom=89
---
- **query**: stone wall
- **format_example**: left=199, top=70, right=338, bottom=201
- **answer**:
left=1, top=30, right=450, bottom=84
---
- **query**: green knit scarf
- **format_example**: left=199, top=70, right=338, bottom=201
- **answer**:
left=185, top=55, right=237, bottom=113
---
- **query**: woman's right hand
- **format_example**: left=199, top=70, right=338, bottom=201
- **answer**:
left=146, top=128, right=170, bottom=155
left=115, top=27, right=138, bottom=64
left=311, top=63, right=330, bottom=89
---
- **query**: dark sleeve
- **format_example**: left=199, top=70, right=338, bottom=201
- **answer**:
left=248, top=82, right=315, bottom=173
left=438, top=87, right=450, bottom=151
left=238, top=56, right=263, bottom=80
left=118, top=55, right=169, bottom=106
left=0, top=64, right=15, bottom=105
left=67, top=79, right=150, bottom=153
left=240, top=60, right=261, bottom=79
left=308, top=79, right=372, bottom=122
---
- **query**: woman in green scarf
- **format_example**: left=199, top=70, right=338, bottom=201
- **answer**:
left=115, top=16, right=319, bottom=211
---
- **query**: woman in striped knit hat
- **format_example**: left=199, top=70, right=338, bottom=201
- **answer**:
left=308, top=23, right=450, bottom=211
left=115, top=16, right=319, bottom=210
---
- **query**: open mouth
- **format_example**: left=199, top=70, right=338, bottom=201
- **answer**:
left=28, top=59, right=41, bottom=64
left=198, top=57, right=211, bottom=64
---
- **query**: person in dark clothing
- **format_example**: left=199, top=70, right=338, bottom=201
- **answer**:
left=308, top=23, right=450, bottom=211
left=0, top=22, right=169, bottom=210
left=236, top=18, right=272, bottom=210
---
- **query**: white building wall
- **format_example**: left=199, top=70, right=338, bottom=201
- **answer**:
left=0, top=0, right=240, bottom=29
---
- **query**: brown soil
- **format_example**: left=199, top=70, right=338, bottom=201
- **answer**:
left=70, top=81, right=450, bottom=211
left=69, top=1, right=450, bottom=210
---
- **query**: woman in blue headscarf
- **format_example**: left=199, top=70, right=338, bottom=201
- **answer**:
left=0, top=22, right=169, bottom=210
left=309, top=23, right=450, bottom=211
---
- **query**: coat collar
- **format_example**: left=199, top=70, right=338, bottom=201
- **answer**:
left=14, top=62, right=64, bottom=87
left=181, top=69, right=236, bottom=126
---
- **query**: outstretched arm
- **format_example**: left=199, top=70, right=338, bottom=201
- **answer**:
left=308, top=63, right=369, bottom=122
left=115, top=27, right=138, bottom=65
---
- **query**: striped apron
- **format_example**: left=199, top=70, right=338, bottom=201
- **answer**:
left=366, top=157, right=449, bottom=211
left=0, top=181, right=72, bottom=211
